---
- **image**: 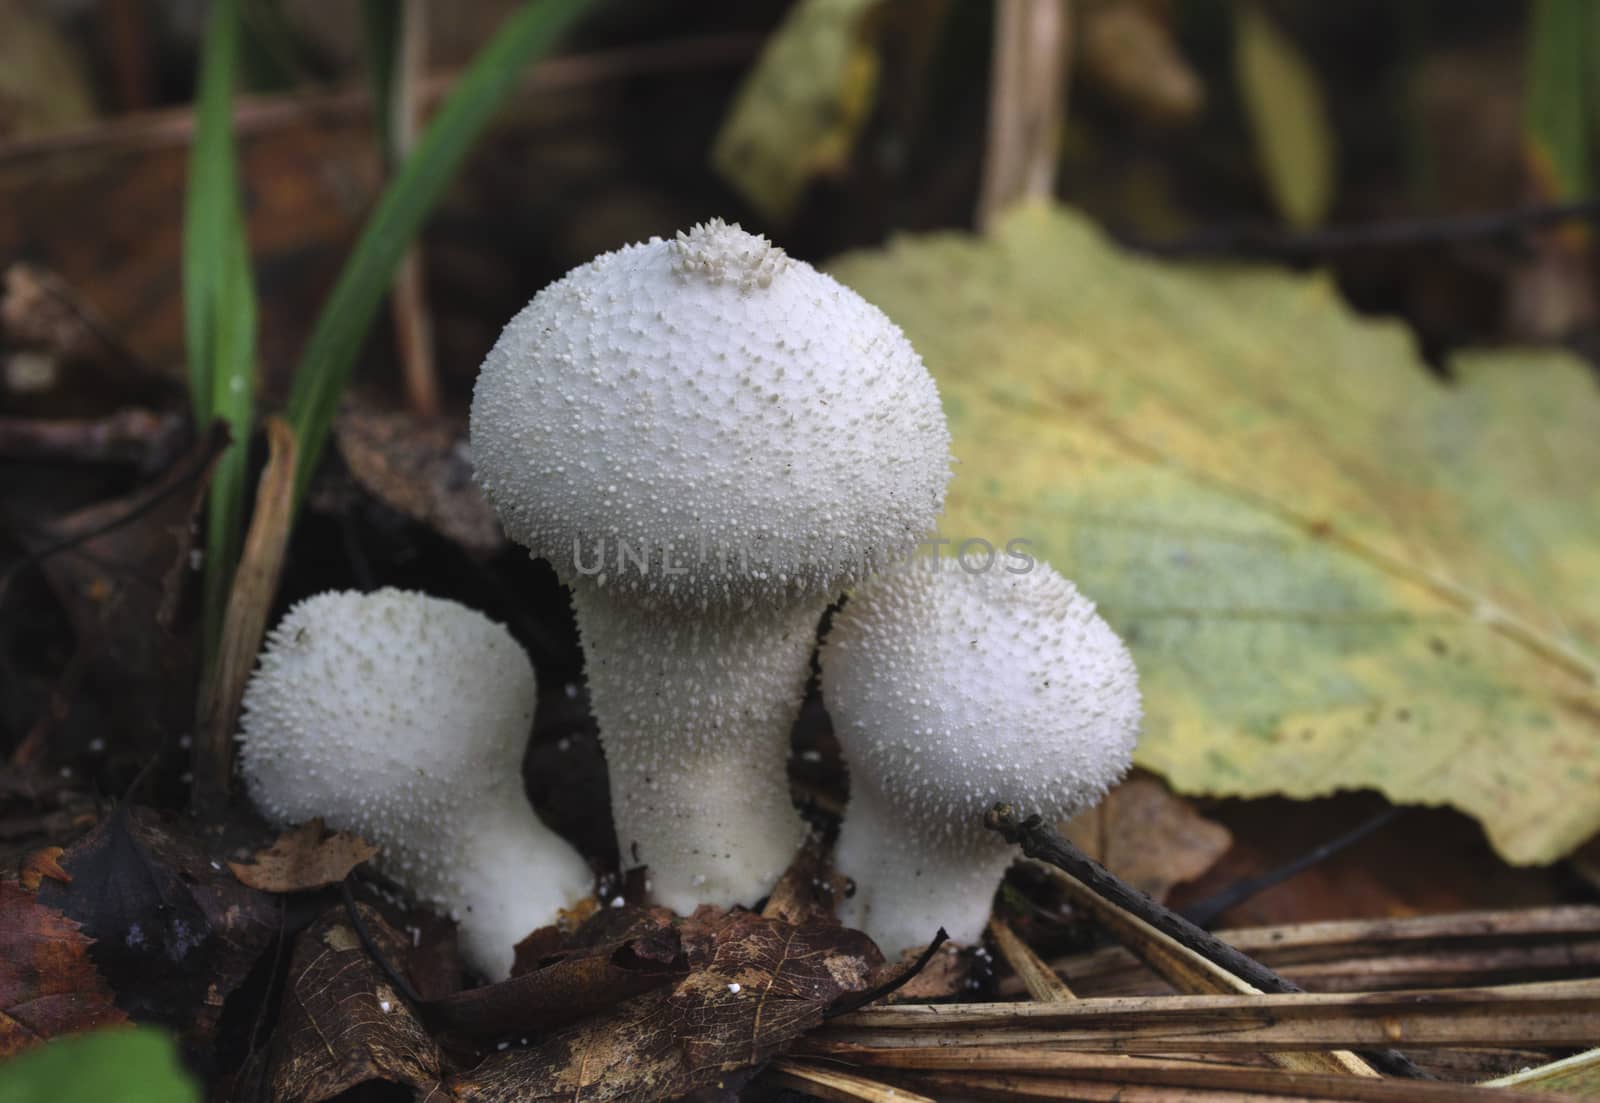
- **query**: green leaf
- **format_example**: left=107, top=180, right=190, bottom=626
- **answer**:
left=1525, top=0, right=1592, bottom=199
left=285, top=0, right=590, bottom=506
left=1233, top=2, right=1336, bottom=228
left=829, top=205, right=1600, bottom=865
left=0, top=1028, right=199, bottom=1103
left=710, top=0, right=884, bottom=222
left=183, top=0, right=258, bottom=656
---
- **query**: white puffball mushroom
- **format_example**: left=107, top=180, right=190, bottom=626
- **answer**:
left=237, top=588, right=593, bottom=981
left=470, top=219, right=951, bottom=913
left=820, top=558, right=1141, bottom=957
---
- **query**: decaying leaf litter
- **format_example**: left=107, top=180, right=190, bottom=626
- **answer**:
left=2, top=2, right=1600, bottom=1102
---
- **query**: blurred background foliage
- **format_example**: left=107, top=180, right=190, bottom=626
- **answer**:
left=3, top=2, right=1600, bottom=1094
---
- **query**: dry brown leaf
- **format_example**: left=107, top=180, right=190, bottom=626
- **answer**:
left=335, top=398, right=503, bottom=554
left=10, top=427, right=226, bottom=767
left=35, top=806, right=277, bottom=1047
left=227, top=819, right=377, bottom=893
left=1078, top=0, right=1203, bottom=127
left=431, top=904, right=686, bottom=1048
left=761, top=839, right=847, bottom=926
left=265, top=903, right=442, bottom=1103
left=448, top=908, right=882, bottom=1102
left=16, top=847, right=70, bottom=891
left=0, top=879, right=126, bottom=1058
left=1062, top=774, right=1231, bottom=903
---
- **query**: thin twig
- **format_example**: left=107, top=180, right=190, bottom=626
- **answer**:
left=0, top=34, right=763, bottom=165
left=1181, top=806, right=1401, bottom=928
left=984, top=804, right=1430, bottom=1079
left=0, top=410, right=186, bottom=468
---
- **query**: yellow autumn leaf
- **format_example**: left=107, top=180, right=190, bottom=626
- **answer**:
left=711, top=0, right=882, bottom=222
left=1234, top=3, right=1335, bottom=227
left=829, top=204, right=1600, bottom=865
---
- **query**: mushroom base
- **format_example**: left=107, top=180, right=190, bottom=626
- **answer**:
left=834, top=786, right=1014, bottom=957
left=443, top=792, right=596, bottom=981
left=572, top=582, right=821, bottom=915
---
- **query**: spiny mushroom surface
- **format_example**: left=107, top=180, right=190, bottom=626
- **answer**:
left=238, top=588, right=593, bottom=980
left=821, top=558, right=1141, bottom=956
left=470, top=219, right=950, bottom=913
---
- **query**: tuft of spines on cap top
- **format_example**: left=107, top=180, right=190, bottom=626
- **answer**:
left=670, top=218, right=792, bottom=291
left=470, top=221, right=951, bottom=913
left=821, top=557, right=1141, bottom=957
left=238, top=588, right=593, bottom=980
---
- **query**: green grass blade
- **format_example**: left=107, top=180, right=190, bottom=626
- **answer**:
left=184, top=0, right=259, bottom=657
left=202, top=220, right=258, bottom=653
left=285, top=0, right=589, bottom=505
left=182, top=0, right=246, bottom=424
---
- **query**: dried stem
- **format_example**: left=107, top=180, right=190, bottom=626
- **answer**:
left=988, top=917, right=1075, bottom=1001
left=815, top=979, right=1600, bottom=1051
left=1028, top=905, right=1600, bottom=998
left=384, top=0, right=439, bottom=418
left=767, top=1058, right=937, bottom=1103
left=1483, top=1046, right=1600, bottom=1093
left=976, top=0, right=1072, bottom=231
left=192, top=418, right=297, bottom=815
left=0, top=410, right=186, bottom=467
left=0, top=35, right=763, bottom=165
left=984, top=804, right=1426, bottom=1079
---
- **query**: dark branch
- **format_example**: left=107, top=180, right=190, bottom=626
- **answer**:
left=1115, top=198, right=1600, bottom=261
left=984, top=802, right=1431, bottom=1080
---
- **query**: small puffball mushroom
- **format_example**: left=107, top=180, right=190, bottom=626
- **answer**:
left=820, top=558, right=1141, bottom=956
left=238, top=588, right=592, bottom=980
left=470, top=220, right=950, bottom=913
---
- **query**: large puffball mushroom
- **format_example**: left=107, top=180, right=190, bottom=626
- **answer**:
left=470, top=219, right=951, bottom=913
left=820, top=558, right=1141, bottom=957
left=238, top=588, right=593, bottom=981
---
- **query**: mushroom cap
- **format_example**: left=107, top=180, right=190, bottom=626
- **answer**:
left=240, top=589, right=536, bottom=809
left=821, top=559, right=1141, bottom=836
left=469, top=219, right=951, bottom=607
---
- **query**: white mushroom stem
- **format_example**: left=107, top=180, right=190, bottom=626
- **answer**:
left=835, top=775, right=1015, bottom=955
left=239, top=589, right=593, bottom=980
left=573, top=582, right=821, bottom=912
left=441, top=789, right=594, bottom=980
